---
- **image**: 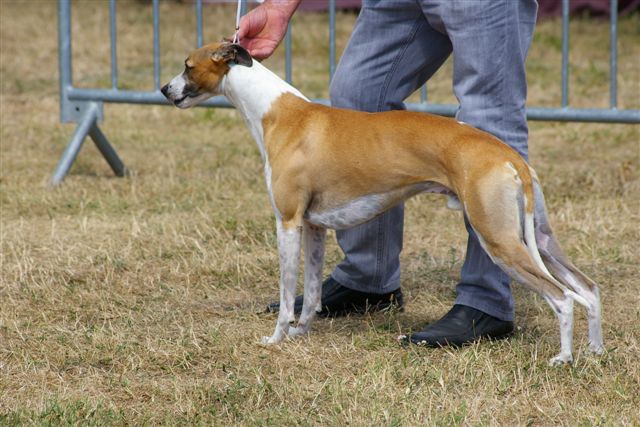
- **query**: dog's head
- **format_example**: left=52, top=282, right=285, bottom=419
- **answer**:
left=161, top=42, right=253, bottom=108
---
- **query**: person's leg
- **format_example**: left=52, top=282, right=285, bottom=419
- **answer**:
left=329, top=0, right=452, bottom=294
left=405, top=0, right=537, bottom=346
left=422, top=0, right=538, bottom=322
left=266, top=1, right=452, bottom=315
left=266, top=1, right=454, bottom=315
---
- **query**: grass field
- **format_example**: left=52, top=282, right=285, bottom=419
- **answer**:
left=1, top=1, right=639, bottom=425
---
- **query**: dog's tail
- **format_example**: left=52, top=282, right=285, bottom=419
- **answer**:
left=515, top=164, right=592, bottom=306
left=519, top=167, right=554, bottom=279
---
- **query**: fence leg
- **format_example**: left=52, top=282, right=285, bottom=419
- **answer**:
left=50, top=102, right=127, bottom=186
left=89, top=124, right=128, bottom=178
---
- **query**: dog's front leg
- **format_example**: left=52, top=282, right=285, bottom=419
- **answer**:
left=290, top=222, right=326, bottom=338
left=262, top=220, right=302, bottom=345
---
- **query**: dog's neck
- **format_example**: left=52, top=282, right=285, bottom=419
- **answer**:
left=222, top=61, right=308, bottom=160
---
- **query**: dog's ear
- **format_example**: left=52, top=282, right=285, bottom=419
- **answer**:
left=212, top=43, right=253, bottom=67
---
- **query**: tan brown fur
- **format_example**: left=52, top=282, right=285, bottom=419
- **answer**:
left=263, top=93, right=535, bottom=227
left=261, top=94, right=558, bottom=299
left=183, top=43, right=233, bottom=94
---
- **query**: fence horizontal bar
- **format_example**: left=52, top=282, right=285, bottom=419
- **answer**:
left=527, top=107, right=639, bottom=123
left=68, top=87, right=232, bottom=107
left=67, top=88, right=640, bottom=123
left=405, top=103, right=640, bottom=123
left=309, top=101, right=640, bottom=123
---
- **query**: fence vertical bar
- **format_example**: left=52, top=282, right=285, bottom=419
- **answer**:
left=561, top=0, right=569, bottom=107
left=285, top=23, right=292, bottom=83
left=329, top=0, right=336, bottom=81
left=420, top=85, right=427, bottom=103
left=153, top=0, right=160, bottom=90
left=59, top=0, right=72, bottom=113
left=196, top=0, right=203, bottom=48
left=610, top=0, right=618, bottom=108
left=109, top=0, right=118, bottom=89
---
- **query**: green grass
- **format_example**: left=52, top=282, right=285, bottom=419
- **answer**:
left=1, top=1, right=639, bottom=425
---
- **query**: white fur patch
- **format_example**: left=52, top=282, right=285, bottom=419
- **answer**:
left=223, top=61, right=308, bottom=158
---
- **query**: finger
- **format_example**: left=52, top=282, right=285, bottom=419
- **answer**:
left=236, top=17, right=249, bottom=39
left=237, top=8, right=266, bottom=39
left=247, top=45, right=273, bottom=60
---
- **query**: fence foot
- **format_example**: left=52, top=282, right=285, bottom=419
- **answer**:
left=50, top=102, right=127, bottom=186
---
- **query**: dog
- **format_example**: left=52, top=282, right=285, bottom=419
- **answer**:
left=162, top=42, right=604, bottom=365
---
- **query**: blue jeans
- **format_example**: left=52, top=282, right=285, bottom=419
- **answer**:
left=328, top=0, right=538, bottom=321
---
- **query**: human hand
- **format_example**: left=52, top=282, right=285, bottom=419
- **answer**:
left=235, top=0, right=300, bottom=60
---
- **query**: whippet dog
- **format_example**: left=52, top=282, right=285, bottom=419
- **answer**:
left=162, top=42, right=604, bottom=365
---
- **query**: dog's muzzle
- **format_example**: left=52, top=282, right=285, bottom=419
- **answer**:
left=160, top=83, right=170, bottom=98
left=161, top=83, right=187, bottom=107
left=161, top=83, right=179, bottom=102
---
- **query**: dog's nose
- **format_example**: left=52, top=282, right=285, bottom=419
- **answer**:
left=160, top=84, right=169, bottom=97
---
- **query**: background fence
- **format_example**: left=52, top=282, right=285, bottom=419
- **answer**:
left=52, top=0, right=640, bottom=186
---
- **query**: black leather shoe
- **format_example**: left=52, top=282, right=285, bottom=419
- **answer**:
left=400, top=304, right=514, bottom=347
left=265, top=277, right=404, bottom=317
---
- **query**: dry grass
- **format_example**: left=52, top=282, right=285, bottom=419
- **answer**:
left=1, top=1, right=639, bottom=425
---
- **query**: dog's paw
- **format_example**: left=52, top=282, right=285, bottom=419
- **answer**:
left=261, top=335, right=280, bottom=345
left=288, top=326, right=309, bottom=338
left=548, top=353, right=573, bottom=366
left=586, top=343, right=605, bottom=355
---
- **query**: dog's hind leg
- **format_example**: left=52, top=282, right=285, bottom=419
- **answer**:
left=484, top=237, right=577, bottom=365
left=290, top=222, right=326, bottom=338
left=537, top=233, right=604, bottom=355
left=531, top=180, right=604, bottom=354
left=262, top=219, right=302, bottom=345
left=544, top=293, right=576, bottom=365
left=462, top=169, right=577, bottom=364
left=484, top=237, right=578, bottom=365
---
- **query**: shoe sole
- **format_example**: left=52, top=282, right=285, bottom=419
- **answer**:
left=399, top=329, right=514, bottom=348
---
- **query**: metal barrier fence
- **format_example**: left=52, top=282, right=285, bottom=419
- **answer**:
left=52, top=0, right=640, bottom=186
